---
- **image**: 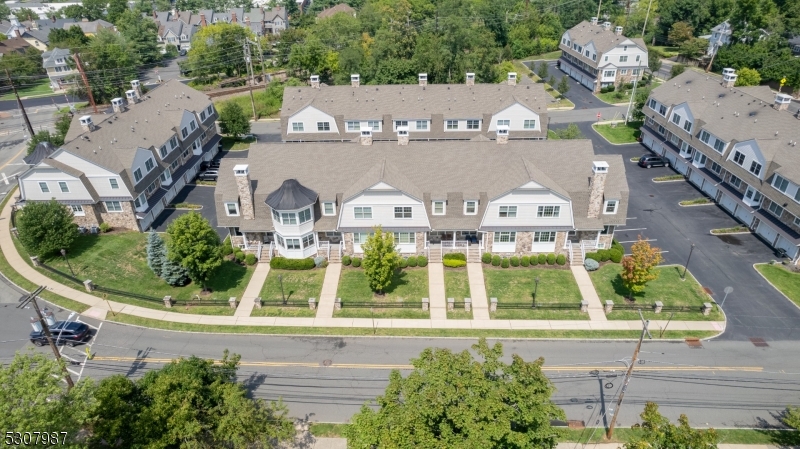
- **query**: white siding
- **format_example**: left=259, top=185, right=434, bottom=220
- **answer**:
left=20, top=168, right=92, bottom=201
left=481, top=188, right=573, bottom=228
left=756, top=221, right=779, bottom=246
left=727, top=140, right=766, bottom=181
left=178, top=109, right=199, bottom=140
left=775, top=236, right=799, bottom=259
left=131, top=147, right=157, bottom=187
left=488, top=103, right=541, bottom=132
left=273, top=207, right=316, bottom=237
left=669, top=103, right=695, bottom=136
left=598, top=40, right=647, bottom=70
left=51, top=151, right=132, bottom=198
left=287, top=106, right=339, bottom=134
left=340, top=189, right=430, bottom=230
left=734, top=205, right=755, bottom=227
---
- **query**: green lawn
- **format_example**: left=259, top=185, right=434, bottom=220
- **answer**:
left=560, top=428, right=797, bottom=445
left=590, top=264, right=723, bottom=321
left=483, top=267, right=587, bottom=320
left=650, top=45, right=680, bottom=57
left=0, top=79, right=54, bottom=101
left=523, top=50, right=562, bottom=60
left=593, top=121, right=643, bottom=144
left=757, top=264, right=800, bottom=307
left=334, top=268, right=430, bottom=319
left=513, top=60, right=575, bottom=110
left=444, top=268, right=472, bottom=319
left=30, top=232, right=254, bottom=315
left=220, top=136, right=255, bottom=151
left=251, top=268, right=326, bottom=317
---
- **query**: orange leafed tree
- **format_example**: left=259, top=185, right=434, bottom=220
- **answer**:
left=620, top=236, right=664, bottom=299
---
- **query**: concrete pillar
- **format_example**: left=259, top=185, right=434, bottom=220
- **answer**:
left=228, top=297, right=237, bottom=309
left=254, top=297, right=262, bottom=309
left=490, top=297, right=497, bottom=312
left=335, top=297, right=342, bottom=310
left=422, top=298, right=429, bottom=311
left=308, top=298, right=316, bottom=310
left=580, top=300, right=589, bottom=313
left=604, top=300, right=614, bottom=314
left=163, top=295, right=172, bottom=308
left=465, top=298, right=472, bottom=312
left=654, top=301, right=663, bottom=314
left=83, top=279, right=94, bottom=292
left=447, top=298, right=454, bottom=311
left=30, top=256, right=40, bottom=267
left=702, top=302, right=712, bottom=316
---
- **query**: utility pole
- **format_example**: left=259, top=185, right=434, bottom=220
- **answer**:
left=242, top=40, right=257, bottom=120
left=641, top=0, right=654, bottom=38
left=5, top=69, right=35, bottom=139
left=253, top=39, right=270, bottom=94
left=17, top=286, right=75, bottom=390
left=73, top=53, right=98, bottom=114
left=596, top=0, right=602, bottom=21
left=607, top=314, right=650, bottom=439
left=706, top=44, right=718, bottom=72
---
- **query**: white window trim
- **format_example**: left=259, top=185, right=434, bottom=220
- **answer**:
left=71, top=205, right=85, bottom=216
left=299, top=208, right=312, bottom=224
left=225, top=202, right=240, bottom=216
left=464, top=200, right=478, bottom=215
left=394, top=206, right=413, bottom=219
left=58, top=181, right=69, bottom=193
left=498, top=205, right=517, bottom=218
left=109, top=178, right=119, bottom=189
left=38, top=182, right=49, bottom=193
left=432, top=201, right=445, bottom=215
left=354, top=206, right=372, bottom=219
left=322, top=202, right=336, bottom=216
left=537, top=205, right=561, bottom=218
left=317, top=121, right=331, bottom=132
left=145, top=158, right=155, bottom=173
left=105, top=201, right=123, bottom=213
left=291, top=122, right=304, bottom=132
left=603, top=200, right=618, bottom=214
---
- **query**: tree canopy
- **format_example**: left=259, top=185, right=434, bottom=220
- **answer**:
left=166, top=212, right=223, bottom=289
left=68, top=28, right=140, bottom=104
left=185, top=23, right=253, bottom=80
left=361, top=226, right=401, bottom=294
left=625, top=402, right=718, bottom=449
left=16, top=199, right=80, bottom=258
left=219, top=101, right=252, bottom=137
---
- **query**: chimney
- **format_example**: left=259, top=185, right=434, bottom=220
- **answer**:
left=590, top=17, right=598, bottom=25
left=233, top=165, right=255, bottom=220
left=31, top=20, right=38, bottom=30
left=587, top=161, right=609, bottom=218
left=602, top=21, right=611, bottom=30
left=14, top=29, right=21, bottom=38
left=360, top=129, right=372, bottom=146
left=418, top=73, right=427, bottom=86
left=200, top=13, right=207, bottom=26
left=79, top=115, right=95, bottom=132
left=171, top=8, right=177, bottom=19
left=231, top=12, right=237, bottom=23
left=153, top=10, right=157, bottom=19
left=507, top=72, right=517, bottom=86
left=774, top=93, right=792, bottom=111
left=245, top=16, right=250, bottom=26
left=130, top=79, right=141, bottom=98
left=615, top=26, right=623, bottom=35
left=466, top=72, right=475, bottom=86
left=125, top=89, right=138, bottom=104
left=351, top=73, right=360, bottom=88
left=310, top=75, right=320, bottom=88
left=721, top=68, right=737, bottom=88
left=397, top=126, right=409, bottom=146
left=52, top=15, right=56, bottom=22
left=496, top=125, right=509, bottom=144
left=111, top=97, right=126, bottom=113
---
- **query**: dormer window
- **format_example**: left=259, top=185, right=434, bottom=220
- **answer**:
left=225, top=202, right=239, bottom=216
left=432, top=201, right=445, bottom=215
left=159, top=145, right=168, bottom=158
left=604, top=200, right=618, bottom=214
left=464, top=200, right=477, bottom=215
left=322, top=202, right=335, bottom=216
left=200, top=111, right=206, bottom=121
left=207, top=105, right=213, bottom=115
left=181, top=127, right=188, bottom=138
left=133, top=168, right=143, bottom=182
left=145, top=157, right=155, bottom=172
left=749, top=161, right=762, bottom=176
left=181, top=34, right=187, bottom=40
left=189, top=120, right=196, bottom=131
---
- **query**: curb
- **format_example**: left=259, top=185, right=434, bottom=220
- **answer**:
left=752, top=263, right=800, bottom=314
left=710, top=230, right=752, bottom=236
left=652, top=178, right=685, bottom=183
left=679, top=201, right=714, bottom=207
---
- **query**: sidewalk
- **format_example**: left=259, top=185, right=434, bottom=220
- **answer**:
left=234, top=263, right=270, bottom=317
left=466, top=263, right=490, bottom=320
left=571, top=266, right=607, bottom=321
left=316, top=263, right=341, bottom=318
left=427, top=263, right=447, bottom=320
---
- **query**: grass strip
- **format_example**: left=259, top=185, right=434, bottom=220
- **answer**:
left=220, top=136, right=255, bottom=151
left=592, top=121, right=643, bottom=144
left=168, top=202, right=202, bottom=209
left=711, top=225, right=750, bottom=234
left=560, top=428, right=798, bottom=445
left=756, top=264, right=800, bottom=306
left=653, top=174, right=684, bottom=182
left=680, top=198, right=712, bottom=206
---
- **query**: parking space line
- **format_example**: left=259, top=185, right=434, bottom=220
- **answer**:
left=67, top=368, right=80, bottom=376
left=618, top=239, right=657, bottom=243
left=624, top=250, right=668, bottom=256
left=617, top=227, right=647, bottom=231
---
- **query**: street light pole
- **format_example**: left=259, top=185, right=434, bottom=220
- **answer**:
left=532, top=277, right=540, bottom=308
left=681, top=243, right=695, bottom=280
left=721, top=286, right=733, bottom=307
left=60, top=248, right=75, bottom=277
left=279, top=274, right=286, bottom=304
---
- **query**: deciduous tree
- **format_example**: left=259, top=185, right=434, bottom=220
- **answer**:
left=557, top=75, right=570, bottom=96
left=537, top=61, right=549, bottom=80
left=219, top=101, right=251, bottom=138
left=166, top=212, right=222, bottom=290
left=16, top=199, right=80, bottom=258
left=186, top=23, right=253, bottom=80
left=668, top=21, right=694, bottom=45
left=678, top=37, right=708, bottom=59
left=69, top=29, right=139, bottom=104
left=48, top=25, right=90, bottom=50
left=735, top=67, right=762, bottom=86
left=26, top=130, right=64, bottom=154
left=625, top=402, right=718, bottom=449
left=620, top=236, right=663, bottom=298
left=361, top=226, right=400, bottom=294
left=670, top=63, right=686, bottom=77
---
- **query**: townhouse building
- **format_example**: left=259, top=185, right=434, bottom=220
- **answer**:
left=6, top=1, right=81, bottom=20
left=558, top=18, right=648, bottom=93
left=17, top=80, right=221, bottom=232
left=214, top=140, right=628, bottom=264
left=280, top=73, right=549, bottom=142
left=42, top=48, right=77, bottom=91
left=640, top=69, right=800, bottom=262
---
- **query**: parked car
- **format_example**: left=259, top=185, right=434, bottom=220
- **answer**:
left=638, top=155, right=669, bottom=168
left=200, top=160, right=220, bottom=170
left=30, top=321, right=91, bottom=347
left=197, top=170, right=219, bottom=181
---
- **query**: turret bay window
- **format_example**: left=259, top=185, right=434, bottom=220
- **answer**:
left=537, top=205, right=560, bottom=218
left=302, top=233, right=315, bottom=248
left=286, top=238, right=301, bottom=250
left=281, top=212, right=297, bottom=224
left=354, top=207, right=372, bottom=219
left=494, top=232, right=516, bottom=243
left=272, top=209, right=280, bottom=222
left=394, top=207, right=412, bottom=218
left=299, top=208, right=312, bottom=224
left=499, top=206, right=517, bottom=218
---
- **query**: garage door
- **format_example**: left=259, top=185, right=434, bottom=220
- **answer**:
left=775, top=236, right=799, bottom=259
left=664, top=153, right=677, bottom=168
left=719, top=194, right=737, bottom=214
left=756, top=221, right=779, bottom=246
left=652, top=142, right=664, bottom=156
left=688, top=170, right=705, bottom=189
left=701, top=180, right=718, bottom=199
left=643, top=133, right=653, bottom=149
left=734, top=206, right=754, bottom=227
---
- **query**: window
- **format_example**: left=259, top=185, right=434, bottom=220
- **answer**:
left=225, top=202, right=239, bottom=216
left=58, top=181, right=69, bottom=193
left=619, top=55, right=628, bottom=62
left=38, top=182, right=49, bottom=193
left=604, top=70, right=616, bottom=78
left=160, top=170, right=171, bottom=182
left=497, top=119, right=510, bottom=127
left=671, top=113, right=681, bottom=125
left=648, top=99, right=657, bottom=110
left=281, top=212, right=297, bottom=225
left=292, top=122, right=304, bottom=132
left=710, top=161, right=722, bottom=175
left=713, top=139, right=725, bottom=153
left=464, top=200, right=477, bottom=215
left=592, top=53, right=597, bottom=61
left=317, top=122, right=330, bottom=131
left=416, top=120, right=428, bottom=130
left=623, top=46, right=628, bottom=51
left=200, top=111, right=206, bottom=121
left=670, top=133, right=680, bottom=145
left=353, top=232, right=373, bottom=244
left=170, top=136, right=178, bottom=149
left=733, top=151, right=745, bottom=166
left=795, top=189, right=800, bottom=203
left=286, top=238, right=301, bottom=250
left=189, top=120, right=196, bottom=131
left=272, top=208, right=280, bottom=222
left=394, top=206, right=412, bottom=218
left=633, top=68, right=641, bottom=76
left=466, top=120, right=480, bottom=130
left=693, top=151, right=707, bottom=166
left=601, top=225, right=614, bottom=235
left=729, top=175, right=742, bottom=188
left=181, top=127, right=188, bottom=138
left=109, top=178, right=119, bottom=189
left=105, top=201, right=122, bottom=212
left=604, top=55, right=608, bottom=61
left=523, top=120, right=536, bottom=129
left=499, top=206, right=517, bottom=218
left=636, top=55, right=641, bottom=61
left=432, top=201, right=445, bottom=215
left=347, top=121, right=360, bottom=131
left=159, top=145, right=168, bottom=158
left=749, top=161, right=762, bottom=176
left=181, top=149, right=190, bottom=160
left=298, top=208, right=312, bottom=224
left=302, top=234, right=315, bottom=248
left=146, top=182, right=157, bottom=195
left=323, top=202, right=335, bottom=216
left=446, top=120, right=459, bottom=130
left=494, top=231, right=516, bottom=243
left=133, top=168, right=143, bottom=182
left=368, top=121, right=381, bottom=131
left=795, top=216, right=800, bottom=227
left=744, top=186, right=762, bottom=203
left=620, top=69, right=628, bottom=75
left=394, top=120, right=408, bottom=130
left=683, top=120, right=692, bottom=133
left=604, top=200, right=618, bottom=214
left=354, top=207, right=372, bottom=219
left=657, top=124, right=665, bottom=135
left=533, top=231, right=556, bottom=242
left=585, top=50, right=590, bottom=57
left=537, top=205, right=561, bottom=218
left=773, top=175, right=790, bottom=193
left=700, top=130, right=711, bottom=144
left=70, top=205, right=84, bottom=216
left=145, top=158, right=155, bottom=172
left=658, top=105, right=667, bottom=116
left=134, top=193, right=145, bottom=208
left=394, top=232, right=415, bottom=244
left=768, top=201, right=784, bottom=217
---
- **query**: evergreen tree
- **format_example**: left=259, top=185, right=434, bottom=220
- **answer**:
left=160, top=255, right=189, bottom=286
left=146, top=230, right=164, bottom=278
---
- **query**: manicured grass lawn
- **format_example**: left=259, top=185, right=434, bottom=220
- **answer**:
left=524, top=50, right=562, bottom=60
left=220, top=136, right=255, bottom=151
left=560, top=428, right=797, bottom=444
left=590, top=264, right=723, bottom=321
left=592, top=121, right=643, bottom=144
left=0, top=79, right=54, bottom=101
left=31, top=232, right=254, bottom=315
left=483, top=267, right=587, bottom=320
left=251, top=268, right=326, bottom=317
left=310, top=423, right=350, bottom=438
left=334, top=268, right=430, bottom=319
left=757, top=264, right=800, bottom=307
left=444, top=268, right=472, bottom=319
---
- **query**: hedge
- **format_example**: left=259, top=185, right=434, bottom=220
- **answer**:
left=443, top=259, right=467, bottom=268
left=417, top=255, right=428, bottom=267
left=245, top=253, right=257, bottom=266
left=222, top=236, right=233, bottom=256
left=530, top=254, right=539, bottom=266
left=482, top=252, right=492, bottom=264
left=537, top=254, right=547, bottom=265
left=234, top=251, right=245, bottom=263
left=351, top=257, right=362, bottom=268
left=501, top=258, right=510, bottom=268
left=270, top=256, right=316, bottom=270
left=585, top=252, right=598, bottom=261
left=546, top=253, right=556, bottom=265
left=492, top=255, right=502, bottom=266
left=443, top=252, right=467, bottom=261
left=342, top=255, right=351, bottom=266
left=556, top=254, right=566, bottom=266
left=598, top=249, right=610, bottom=262
left=399, top=258, right=408, bottom=269
left=510, top=256, right=520, bottom=267
left=521, top=255, right=530, bottom=267
left=407, top=255, right=418, bottom=267
left=609, top=249, right=623, bottom=263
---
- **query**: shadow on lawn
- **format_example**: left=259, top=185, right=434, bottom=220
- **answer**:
left=380, top=269, right=414, bottom=295
left=205, top=260, right=249, bottom=293
left=39, top=234, right=103, bottom=265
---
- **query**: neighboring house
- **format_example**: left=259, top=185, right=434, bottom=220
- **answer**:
left=280, top=73, right=549, bottom=142
left=16, top=79, right=221, bottom=232
left=67, top=18, right=115, bottom=36
left=790, top=36, right=800, bottom=55
left=707, top=21, right=732, bottom=56
left=6, top=2, right=82, bottom=20
left=0, top=37, right=31, bottom=58
left=640, top=69, right=800, bottom=263
left=316, top=3, right=355, bottom=20
left=558, top=18, right=648, bottom=93
left=41, top=48, right=76, bottom=90
left=214, top=140, right=628, bottom=264
left=0, top=16, right=27, bottom=40
left=21, top=17, right=77, bottom=48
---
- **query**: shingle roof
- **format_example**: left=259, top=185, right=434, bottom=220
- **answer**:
left=564, top=20, right=647, bottom=54
left=67, top=19, right=114, bottom=34
left=0, top=37, right=30, bottom=55
left=265, top=179, right=318, bottom=210
left=317, top=3, right=355, bottom=19
left=41, top=47, right=70, bottom=68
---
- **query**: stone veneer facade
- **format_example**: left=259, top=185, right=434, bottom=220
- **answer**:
left=98, top=201, right=140, bottom=231
left=73, top=203, right=103, bottom=229
left=234, top=172, right=255, bottom=220
left=587, top=171, right=607, bottom=218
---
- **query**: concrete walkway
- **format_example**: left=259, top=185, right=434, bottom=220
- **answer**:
left=315, top=263, right=341, bottom=319
left=427, top=263, right=447, bottom=320
left=235, top=263, right=270, bottom=317
left=466, top=263, right=490, bottom=320
left=571, top=265, right=607, bottom=321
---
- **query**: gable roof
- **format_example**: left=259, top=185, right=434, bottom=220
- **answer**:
left=0, top=37, right=30, bottom=56
left=564, top=20, right=646, bottom=53
left=41, top=47, right=71, bottom=68
left=317, top=3, right=355, bottom=19
left=23, top=141, right=57, bottom=165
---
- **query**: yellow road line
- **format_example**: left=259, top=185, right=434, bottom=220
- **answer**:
left=0, top=145, right=27, bottom=171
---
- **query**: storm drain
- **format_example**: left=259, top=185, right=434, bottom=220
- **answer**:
left=749, top=337, right=769, bottom=347
left=321, top=359, right=332, bottom=366
left=685, top=338, right=703, bottom=348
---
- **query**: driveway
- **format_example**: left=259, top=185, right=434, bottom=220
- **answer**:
left=151, top=184, right=222, bottom=238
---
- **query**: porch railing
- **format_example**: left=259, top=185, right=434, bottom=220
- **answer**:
left=441, top=240, right=469, bottom=248
left=269, top=241, right=274, bottom=258
left=256, top=242, right=262, bottom=261
left=566, top=240, right=573, bottom=264
left=580, top=240, right=597, bottom=261
left=338, top=242, right=342, bottom=259
left=318, top=240, right=330, bottom=259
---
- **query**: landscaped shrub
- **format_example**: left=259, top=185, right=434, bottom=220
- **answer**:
left=245, top=253, right=257, bottom=265
left=407, top=255, right=418, bottom=267
left=598, top=249, right=610, bottom=262
left=482, top=252, right=492, bottom=264
left=521, top=255, right=530, bottom=267
left=510, top=256, right=519, bottom=267
left=443, top=259, right=467, bottom=268
left=556, top=254, right=566, bottom=265
left=399, top=258, right=408, bottom=269
left=492, top=255, right=502, bottom=266
left=585, top=252, right=599, bottom=261
left=351, top=257, right=362, bottom=268
left=342, top=255, right=351, bottom=266
left=417, top=255, right=428, bottom=267
left=537, top=254, right=547, bottom=265
left=234, top=251, right=246, bottom=263
left=99, top=222, right=112, bottom=233
left=609, top=249, right=623, bottom=263
left=221, top=236, right=233, bottom=256
left=443, top=253, right=467, bottom=261
left=314, top=256, right=326, bottom=268
left=270, top=256, right=316, bottom=270
left=546, top=253, right=556, bottom=265
left=501, top=258, right=510, bottom=268
left=584, top=258, right=600, bottom=271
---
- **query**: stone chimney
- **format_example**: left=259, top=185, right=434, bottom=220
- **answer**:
left=310, top=75, right=320, bottom=89
left=587, top=161, right=609, bottom=218
left=30, top=20, right=38, bottom=30
left=615, top=26, right=623, bottom=35
left=111, top=97, right=126, bottom=113
left=245, top=15, right=250, bottom=26
left=774, top=93, right=792, bottom=111
left=602, top=21, right=611, bottom=30
left=466, top=72, right=475, bottom=86
left=200, top=13, right=207, bottom=26
left=125, top=89, right=138, bottom=104
left=360, top=129, right=372, bottom=145
left=351, top=73, right=360, bottom=88
left=397, top=126, right=409, bottom=146
left=721, top=68, right=737, bottom=88
left=507, top=72, right=517, bottom=86
left=171, top=8, right=177, bottom=20
left=79, top=115, right=95, bottom=132
left=231, top=12, right=237, bottom=23
left=130, top=79, right=141, bottom=99
left=590, top=17, right=598, bottom=25
left=496, top=125, right=509, bottom=144
left=419, top=73, right=427, bottom=86
left=233, top=165, right=255, bottom=220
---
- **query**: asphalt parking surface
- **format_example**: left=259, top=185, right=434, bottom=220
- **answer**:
left=150, top=184, right=221, bottom=237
